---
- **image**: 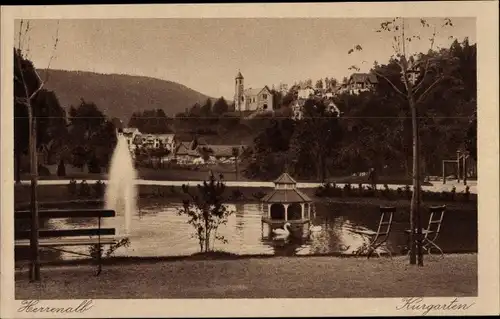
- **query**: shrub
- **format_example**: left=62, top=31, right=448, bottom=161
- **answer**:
left=38, top=165, right=51, bottom=177
left=343, top=183, right=352, bottom=197
left=170, top=186, right=177, bottom=195
left=357, top=183, right=363, bottom=195
left=79, top=180, right=91, bottom=197
left=93, top=180, right=105, bottom=198
left=464, top=186, right=470, bottom=201
left=67, top=179, right=77, bottom=197
left=57, top=159, right=66, bottom=177
left=450, top=186, right=456, bottom=201
left=231, top=189, right=244, bottom=200
left=330, top=182, right=342, bottom=197
left=314, top=186, right=324, bottom=197
left=89, top=237, right=131, bottom=272
left=178, top=173, right=234, bottom=253
left=404, top=185, right=412, bottom=199
left=381, top=184, right=391, bottom=199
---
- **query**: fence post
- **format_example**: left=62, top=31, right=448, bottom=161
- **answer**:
left=456, top=151, right=461, bottom=183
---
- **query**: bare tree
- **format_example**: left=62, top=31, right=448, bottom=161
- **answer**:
left=14, top=19, right=60, bottom=281
left=347, top=18, right=455, bottom=266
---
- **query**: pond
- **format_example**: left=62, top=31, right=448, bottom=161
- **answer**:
left=15, top=201, right=477, bottom=262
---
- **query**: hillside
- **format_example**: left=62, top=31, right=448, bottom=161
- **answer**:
left=37, top=69, right=216, bottom=123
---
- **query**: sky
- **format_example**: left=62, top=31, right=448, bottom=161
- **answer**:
left=15, top=18, right=476, bottom=99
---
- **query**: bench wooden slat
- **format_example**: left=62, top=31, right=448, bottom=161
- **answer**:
left=15, top=209, right=116, bottom=219
left=15, top=236, right=119, bottom=247
left=15, top=228, right=116, bottom=240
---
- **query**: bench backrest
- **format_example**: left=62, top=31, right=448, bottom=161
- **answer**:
left=15, top=209, right=116, bottom=240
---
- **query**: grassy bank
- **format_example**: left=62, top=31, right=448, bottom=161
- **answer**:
left=15, top=253, right=477, bottom=299
left=14, top=185, right=477, bottom=210
left=14, top=183, right=477, bottom=212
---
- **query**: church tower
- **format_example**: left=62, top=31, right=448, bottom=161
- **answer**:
left=234, top=70, right=244, bottom=112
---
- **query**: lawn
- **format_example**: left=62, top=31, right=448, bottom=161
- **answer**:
left=15, top=253, right=477, bottom=299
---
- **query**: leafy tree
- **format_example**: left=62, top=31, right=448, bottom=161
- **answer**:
left=347, top=17, right=458, bottom=266
left=289, top=98, right=342, bottom=181
left=14, top=50, right=67, bottom=181
left=128, top=109, right=172, bottom=134
left=178, top=173, right=234, bottom=253
left=68, top=99, right=116, bottom=170
left=315, top=79, right=323, bottom=89
left=465, top=110, right=477, bottom=161
left=271, top=89, right=283, bottom=110
left=200, top=99, right=212, bottom=116
left=213, top=97, right=229, bottom=115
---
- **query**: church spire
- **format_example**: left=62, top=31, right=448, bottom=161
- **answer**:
left=236, top=70, right=244, bottom=79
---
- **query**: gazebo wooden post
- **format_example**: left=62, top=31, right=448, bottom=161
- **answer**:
left=301, top=203, right=305, bottom=220
left=284, top=204, right=289, bottom=221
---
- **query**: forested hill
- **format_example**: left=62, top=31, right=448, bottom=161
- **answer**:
left=36, top=69, right=216, bottom=122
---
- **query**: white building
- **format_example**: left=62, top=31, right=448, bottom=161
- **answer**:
left=234, top=71, right=274, bottom=112
left=297, top=86, right=315, bottom=99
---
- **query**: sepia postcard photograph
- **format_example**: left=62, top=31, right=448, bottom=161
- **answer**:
left=1, top=1, right=499, bottom=317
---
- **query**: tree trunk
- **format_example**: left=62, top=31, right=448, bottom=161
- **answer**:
left=409, top=97, right=423, bottom=266
left=28, top=107, right=41, bottom=281
left=15, top=151, right=21, bottom=183
left=205, top=217, right=210, bottom=252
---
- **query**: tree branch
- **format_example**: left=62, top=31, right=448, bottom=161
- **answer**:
left=371, top=69, right=407, bottom=98
left=416, top=75, right=445, bottom=105
left=412, top=26, right=437, bottom=94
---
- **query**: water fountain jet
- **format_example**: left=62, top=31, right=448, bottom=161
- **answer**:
left=105, top=132, right=137, bottom=235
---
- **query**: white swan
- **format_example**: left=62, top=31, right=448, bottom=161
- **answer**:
left=309, top=224, right=322, bottom=232
left=272, top=222, right=291, bottom=238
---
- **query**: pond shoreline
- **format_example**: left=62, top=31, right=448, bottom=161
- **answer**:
left=15, top=183, right=477, bottom=211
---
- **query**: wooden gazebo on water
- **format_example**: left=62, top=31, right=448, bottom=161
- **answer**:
left=261, top=172, right=313, bottom=237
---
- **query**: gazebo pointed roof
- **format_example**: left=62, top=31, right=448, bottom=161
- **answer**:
left=262, top=172, right=311, bottom=203
left=261, top=188, right=312, bottom=203
left=273, top=172, right=296, bottom=185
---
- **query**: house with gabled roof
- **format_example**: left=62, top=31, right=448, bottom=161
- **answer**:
left=243, top=86, right=273, bottom=111
left=347, top=73, right=378, bottom=95
left=196, top=144, right=247, bottom=162
left=174, top=141, right=200, bottom=163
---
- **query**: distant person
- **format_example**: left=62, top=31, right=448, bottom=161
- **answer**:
left=368, top=167, right=377, bottom=190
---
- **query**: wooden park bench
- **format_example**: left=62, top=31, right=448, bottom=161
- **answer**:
left=15, top=208, right=119, bottom=276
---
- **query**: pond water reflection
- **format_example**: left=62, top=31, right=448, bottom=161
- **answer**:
left=15, top=201, right=477, bottom=262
